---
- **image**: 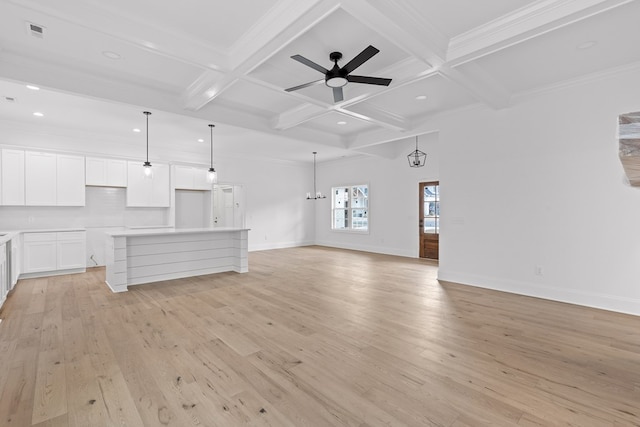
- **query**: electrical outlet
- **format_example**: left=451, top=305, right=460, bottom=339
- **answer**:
left=535, top=265, right=544, bottom=276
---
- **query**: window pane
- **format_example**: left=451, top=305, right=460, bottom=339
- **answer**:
left=351, top=185, right=368, bottom=209
left=424, top=217, right=437, bottom=233
left=351, top=209, right=368, bottom=231
left=334, top=208, right=348, bottom=229
left=333, top=187, right=349, bottom=208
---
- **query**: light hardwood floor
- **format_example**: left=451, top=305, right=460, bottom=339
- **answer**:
left=0, top=246, right=639, bottom=426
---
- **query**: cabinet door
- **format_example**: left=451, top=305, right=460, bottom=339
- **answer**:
left=57, top=154, right=85, bottom=206
left=23, top=233, right=57, bottom=273
left=106, top=159, right=127, bottom=187
left=151, top=163, right=170, bottom=207
left=174, top=165, right=194, bottom=189
left=25, top=151, right=57, bottom=206
left=57, top=232, right=86, bottom=270
left=126, top=161, right=152, bottom=206
left=85, top=157, right=107, bottom=186
left=1, top=149, right=26, bottom=205
left=193, top=168, right=212, bottom=190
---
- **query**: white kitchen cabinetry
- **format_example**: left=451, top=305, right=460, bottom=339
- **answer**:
left=22, top=232, right=57, bottom=273
left=25, top=151, right=57, bottom=206
left=0, top=244, right=7, bottom=306
left=126, top=161, right=170, bottom=207
left=86, top=157, right=127, bottom=187
left=25, top=151, right=85, bottom=206
left=57, top=154, right=85, bottom=206
left=1, top=149, right=26, bottom=205
left=22, top=231, right=86, bottom=276
left=174, top=165, right=211, bottom=190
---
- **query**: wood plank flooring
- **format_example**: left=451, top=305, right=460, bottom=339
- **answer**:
left=0, top=246, right=639, bottom=426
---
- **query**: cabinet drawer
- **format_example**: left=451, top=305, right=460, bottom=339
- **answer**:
left=23, top=232, right=57, bottom=243
left=57, top=231, right=86, bottom=241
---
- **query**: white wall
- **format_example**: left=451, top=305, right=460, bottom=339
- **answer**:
left=217, top=155, right=316, bottom=251
left=437, top=67, right=640, bottom=316
left=315, top=136, right=440, bottom=257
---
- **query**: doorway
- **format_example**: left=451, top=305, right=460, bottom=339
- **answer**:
left=419, top=181, right=439, bottom=259
left=213, top=184, right=245, bottom=228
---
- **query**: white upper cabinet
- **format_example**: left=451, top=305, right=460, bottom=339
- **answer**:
left=86, top=157, right=127, bottom=187
left=174, top=165, right=211, bottom=191
left=25, top=151, right=85, bottom=206
left=126, top=161, right=170, bottom=207
left=1, top=149, right=26, bottom=205
left=57, top=154, right=85, bottom=206
left=25, top=151, right=57, bottom=206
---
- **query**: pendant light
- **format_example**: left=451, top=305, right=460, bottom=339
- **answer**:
left=306, top=151, right=326, bottom=200
left=142, top=111, right=153, bottom=179
left=407, top=135, right=426, bottom=168
left=207, top=123, right=218, bottom=184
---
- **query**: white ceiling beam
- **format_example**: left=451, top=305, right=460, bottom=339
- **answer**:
left=339, top=0, right=512, bottom=111
left=182, top=0, right=338, bottom=111
left=339, top=0, right=447, bottom=67
left=272, top=104, right=329, bottom=130
left=441, top=64, right=512, bottom=110
left=448, top=0, right=635, bottom=67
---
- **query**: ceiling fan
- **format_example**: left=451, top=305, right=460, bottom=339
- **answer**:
left=284, top=45, right=392, bottom=103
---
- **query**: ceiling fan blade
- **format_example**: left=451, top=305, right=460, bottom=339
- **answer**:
left=347, top=75, right=392, bottom=86
left=333, top=87, right=344, bottom=102
left=285, top=79, right=324, bottom=92
left=291, top=55, right=328, bottom=74
left=341, top=45, right=379, bottom=74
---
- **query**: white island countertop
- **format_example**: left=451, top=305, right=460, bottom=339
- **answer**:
left=105, top=227, right=250, bottom=238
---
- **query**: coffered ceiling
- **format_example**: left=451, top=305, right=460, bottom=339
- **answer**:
left=0, top=0, right=638, bottom=163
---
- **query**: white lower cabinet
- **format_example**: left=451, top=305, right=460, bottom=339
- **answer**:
left=23, top=233, right=57, bottom=273
left=22, top=231, right=86, bottom=276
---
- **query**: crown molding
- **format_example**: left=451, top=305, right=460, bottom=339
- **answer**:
left=447, top=0, right=634, bottom=67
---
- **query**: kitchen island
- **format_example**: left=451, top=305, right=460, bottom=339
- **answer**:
left=105, top=227, right=249, bottom=292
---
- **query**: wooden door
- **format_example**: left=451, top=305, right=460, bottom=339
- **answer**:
left=419, top=182, right=439, bottom=259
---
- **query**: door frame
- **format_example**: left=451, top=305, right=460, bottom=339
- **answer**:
left=419, top=181, right=439, bottom=259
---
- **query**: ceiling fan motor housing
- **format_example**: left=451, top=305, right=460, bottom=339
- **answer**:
left=326, top=52, right=348, bottom=88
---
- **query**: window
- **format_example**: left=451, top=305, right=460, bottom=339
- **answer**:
left=332, top=185, right=368, bottom=231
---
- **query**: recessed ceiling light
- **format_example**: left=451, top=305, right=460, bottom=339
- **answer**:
left=337, top=121, right=347, bottom=125
left=577, top=41, right=597, bottom=50
left=26, top=85, right=40, bottom=91
left=133, top=128, right=141, bottom=133
left=197, top=138, right=204, bottom=143
left=415, top=95, right=427, bottom=100
left=33, top=112, right=44, bottom=117
left=102, top=51, right=121, bottom=60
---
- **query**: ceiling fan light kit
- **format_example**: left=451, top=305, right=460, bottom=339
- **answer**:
left=286, top=45, right=392, bottom=103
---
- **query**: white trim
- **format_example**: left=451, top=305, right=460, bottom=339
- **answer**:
left=438, top=269, right=640, bottom=316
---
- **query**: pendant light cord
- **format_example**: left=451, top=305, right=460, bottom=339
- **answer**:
left=143, top=111, right=151, bottom=163
left=209, top=124, right=215, bottom=169
left=313, top=151, right=317, bottom=197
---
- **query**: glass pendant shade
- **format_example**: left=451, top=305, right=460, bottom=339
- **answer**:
left=142, top=111, right=153, bottom=179
left=207, top=167, right=218, bottom=184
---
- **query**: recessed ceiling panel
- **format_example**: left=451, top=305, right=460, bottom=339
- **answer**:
left=302, top=110, right=378, bottom=136
left=249, top=7, right=411, bottom=105
left=215, top=80, right=302, bottom=119
left=357, top=73, right=477, bottom=120
left=402, top=0, right=537, bottom=38
left=464, top=1, right=640, bottom=94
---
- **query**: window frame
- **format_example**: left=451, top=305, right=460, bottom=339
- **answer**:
left=330, top=183, right=369, bottom=233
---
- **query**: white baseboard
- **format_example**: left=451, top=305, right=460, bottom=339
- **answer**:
left=438, top=269, right=640, bottom=316
left=249, top=240, right=315, bottom=252
left=314, top=240, right=416, bottom=258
